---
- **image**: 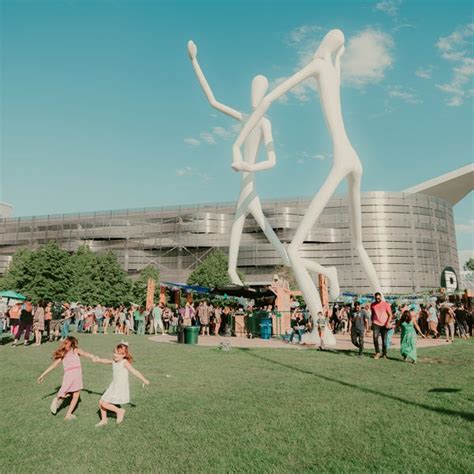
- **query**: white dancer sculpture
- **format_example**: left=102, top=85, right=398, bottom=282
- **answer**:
left=232, top=29, right=383, bottom=318
left=188, top=41, right=290, bottom=285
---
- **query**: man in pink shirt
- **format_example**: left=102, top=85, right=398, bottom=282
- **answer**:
left=370, top=292, right=392, bottom=359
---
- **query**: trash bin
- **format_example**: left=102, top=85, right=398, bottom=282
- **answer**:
left=185, top=326, right=199, bottom=345
left=259, top=318, right=272, bottom=340
left=177, top=327, right=185, bottom=344
left=246, top=313, right=258, bottom=338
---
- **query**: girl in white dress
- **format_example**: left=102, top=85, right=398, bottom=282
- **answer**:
left=94, top=342, right=149, bottom=426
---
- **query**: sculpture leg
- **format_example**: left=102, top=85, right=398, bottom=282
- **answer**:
left=301, top=258, right=340, bottom=300
left=288, top=167, right=346, bottom=319
left=228, top=205, right=247, bottom=286
left=347, top=171, right=383, bottom=294
left=249, top=200, right=290, bottom=266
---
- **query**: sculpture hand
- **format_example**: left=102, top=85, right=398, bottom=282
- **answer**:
left=187, top=40, right=197, bottom=60
left=232, top=162, right=251, bottom=172
left=336, top=45, right=345, bottom=58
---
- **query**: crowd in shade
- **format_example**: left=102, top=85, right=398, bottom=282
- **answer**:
left=0, top=298, right=246, bottom=345
left=1, top=294, right=471, bottom=364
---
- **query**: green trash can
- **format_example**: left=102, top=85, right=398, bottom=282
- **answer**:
left=184, top=326, right=199, bottom=345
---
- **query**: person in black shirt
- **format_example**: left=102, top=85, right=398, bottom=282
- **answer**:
left=13, top=301, right=34, bottom=346
left=348, top=302, right=369, bottom=356
left=455, top=304, right=469, bottom=339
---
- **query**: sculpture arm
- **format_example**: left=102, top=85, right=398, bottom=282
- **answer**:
left=232, top=61, right=321, bottom=167
left=235, top=120, right=276, bottom=172
left=334, top=45, right=344, bottom=85
left=188, top=41, right=242, bottom=121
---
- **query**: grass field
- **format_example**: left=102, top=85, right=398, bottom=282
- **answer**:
left=0, top=334, right=473, bottom=473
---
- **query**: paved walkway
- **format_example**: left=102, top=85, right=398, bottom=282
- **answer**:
left=149, top=333, right=451, bottom=351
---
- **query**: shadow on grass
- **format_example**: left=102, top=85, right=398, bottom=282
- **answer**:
left=239, top=349, right=474, bottom=422
left=428, top=388, right=461, bottom=394
left=42, top=387, right=103, bottom=399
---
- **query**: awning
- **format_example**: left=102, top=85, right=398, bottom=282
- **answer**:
left=0, top=290, right=27, bottom=301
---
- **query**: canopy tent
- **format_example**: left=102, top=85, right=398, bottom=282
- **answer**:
left=161, top=281, right=210, bottom=295
left=211, top=285, right=276, bottom=299
left=0, top=290, right=27, bottom=301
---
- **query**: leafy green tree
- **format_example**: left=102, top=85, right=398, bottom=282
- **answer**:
left=274, top=265, right=298, bottom=290
left=131, top=265, right=160, bottom=307
left=187, top=250, right=244, bottom=288
left=70, top=246, right=131, bottom=306
left=464, top=258, right=474, bottom=271
left=1, top=243, right=72, bottom=302
left=93, top=252, right=132, bottom=307
left=0, top=248, right=35, bottom=294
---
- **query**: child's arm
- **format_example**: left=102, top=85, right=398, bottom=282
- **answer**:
left=37, top=359, right=61, bottom=384
left=93, top=357, right=113, bottom=364
left=124, top=361, right=150, bottom=385
left=76, top=348, right=96, bottom=361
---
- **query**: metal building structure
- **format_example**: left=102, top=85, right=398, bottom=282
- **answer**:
left=0, top=189, right=462, bottom=295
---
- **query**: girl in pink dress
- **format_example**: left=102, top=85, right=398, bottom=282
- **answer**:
left=37, top=336, right=96, bottom=420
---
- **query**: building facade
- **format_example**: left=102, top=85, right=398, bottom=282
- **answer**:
left=0, top=191, right=460, bottom=295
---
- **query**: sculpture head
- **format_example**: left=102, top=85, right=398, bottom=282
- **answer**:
left=313, top=29, right=345, bottom=59
left=251, top=75, right=269, bottom=108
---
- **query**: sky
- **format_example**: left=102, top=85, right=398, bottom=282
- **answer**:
left=1, top=0, right=473, bottom=263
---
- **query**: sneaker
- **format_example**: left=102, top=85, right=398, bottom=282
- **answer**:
left=373, top=353, right=381, bottom=360
left=50, top=397, right=59, bottom=415
left=95, top=421, right=107, bottom=428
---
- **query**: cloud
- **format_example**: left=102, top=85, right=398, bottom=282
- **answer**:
left=184, top=138, right=201, bottom=146
left=211, top=126, right=232, bottom=140
left=285, top=25, right=324, bottom=46
left=387, top=86, right=422, bottom=104
left=343, top=28, right=395, bottom=88
left=374, top=0, right=402, bottom=17
left=176, top=166, right=212, bottom=181
left=435, top=23, right=474, bottom=106
left=185, top=122, right=241, bottom=147
left=456, top=219, right=474, bottom=234
left=275, top=26, right=395, bottom=103
left=313, top=153, right=329, bottom=160
left=199, top=132, right=216, bottom=145
left=415, top=67, right=433, bottom=79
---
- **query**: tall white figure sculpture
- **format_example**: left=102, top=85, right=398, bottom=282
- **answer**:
left=188, top=41, right=290, bottom=285
left=232, top=29, right=383, bottom=318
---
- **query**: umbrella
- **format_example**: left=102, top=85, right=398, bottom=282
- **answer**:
left=0, top=290, right=27, bottom=301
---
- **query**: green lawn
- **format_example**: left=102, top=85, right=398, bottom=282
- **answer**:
left=0, top=334, right=472, bottom=473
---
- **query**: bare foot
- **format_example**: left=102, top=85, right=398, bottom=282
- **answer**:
left=95, top=420, right=107, bottom=427
left=116, top=409, right=125, bottom=424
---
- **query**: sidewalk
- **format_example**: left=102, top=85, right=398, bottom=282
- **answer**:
left=149, top=332, right=452, bottom=351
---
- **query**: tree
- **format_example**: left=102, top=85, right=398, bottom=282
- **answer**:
left=274, top=265, right=298, bottom=290
left=131, top=265, right=160, bottom=307
left=70, top=246, right=131, bottom=306
left=0, top=248, right=35, bottom=294
left=93, top=252, right=132, bottom=307
left=464, top=258, right=474, bottom=271
left=1, top=243, right=72, bottom=302
left=187, top=250, right=244, bottom=288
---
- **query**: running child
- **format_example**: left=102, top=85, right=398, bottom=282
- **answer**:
left=37, top=336, right=96, bottom=420
left=94, top=342, right=150, bottom=426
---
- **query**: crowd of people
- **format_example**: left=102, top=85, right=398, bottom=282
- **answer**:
left=1, top=293, right=472, bottom=364
left=288, top=292, right=472, bottom=362
left=0, top=297, right=246, bottom=345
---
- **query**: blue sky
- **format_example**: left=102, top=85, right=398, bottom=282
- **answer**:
left=1, top=0, right=473, bottom=261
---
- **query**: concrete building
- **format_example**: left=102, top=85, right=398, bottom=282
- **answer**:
left=0, top=165, right=472, bottom=294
